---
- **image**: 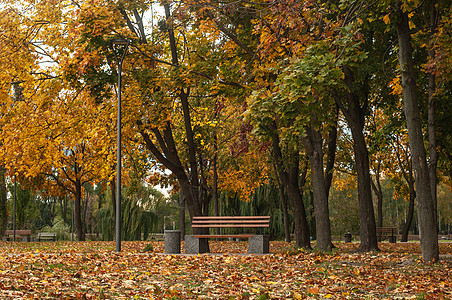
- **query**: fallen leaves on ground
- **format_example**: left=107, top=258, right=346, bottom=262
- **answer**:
left=0, top=241, right=451, bottom=299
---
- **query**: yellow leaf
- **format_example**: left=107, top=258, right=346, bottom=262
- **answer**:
left=293, top=291, right=303, bottom=299
left=383, top=14, right=390, bottom=25
left=325, top=294, right=333, bottom=298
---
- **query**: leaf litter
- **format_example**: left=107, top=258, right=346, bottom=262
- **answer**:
left=0, top=241, right=450, bottom=299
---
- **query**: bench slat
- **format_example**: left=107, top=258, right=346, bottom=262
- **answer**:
left=193, top=216, right=270, bottom=220
left=192, top=224, right=269, bottom=228
left=193, top=220, right=270, bottom=224
left=194, top=234, right=254, bottom=239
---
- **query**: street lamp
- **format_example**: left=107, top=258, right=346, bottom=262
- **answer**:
left=111, top=38, right=130, bottom=252
left=13, top=173, right=16, bottom=242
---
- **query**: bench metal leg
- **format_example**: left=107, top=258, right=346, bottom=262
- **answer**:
left=185, top=235, right=209, bottom=254
left=249, top=235, right=269, bottom=254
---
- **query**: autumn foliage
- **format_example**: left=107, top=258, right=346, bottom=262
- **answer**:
left=0, top=241, right=451, bottom=299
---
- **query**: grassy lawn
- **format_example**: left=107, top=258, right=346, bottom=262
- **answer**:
left=0, top=240, right=451, bottom=299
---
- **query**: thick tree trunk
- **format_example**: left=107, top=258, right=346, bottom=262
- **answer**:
left=75, top=178, right=85, bottom=241
left=0, top=167, right=7, bottom=238
left=324, top=105, right=338, bottom=196
left=179, top=194, right=185, bottom=240
left=301, top=123, right=332, bottom=251
left=273, top=165, right=291, bottom=242
left=401, top=183, right=416, bottom=242
left=352, top=127, right=379, bottom=251
left=272, top=130, right=311, bottom=249
left=428, top=71, right=438, bottom=231
left=335, top=68, right=378, bottom=252
left=397, top=9, right=439, bottom=262
left=427, top=0, right=439, bottom=231
left=285, top=168, right=311, bottom=249
left=213, top=136, right=220, bottom=236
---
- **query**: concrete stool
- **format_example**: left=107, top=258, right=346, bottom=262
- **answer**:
left=185, top=235, right=209, bottom=254
left=164, top=230, right=181, bottom=254
left=249, top=235, right=269, bottom=254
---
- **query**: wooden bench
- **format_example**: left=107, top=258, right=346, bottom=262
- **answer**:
left=2, top=230, right=32, bottom=242
left=376, top=227, right=397, bottom=243
left=185, top=216, right=270, bottom=254
left=37, top=232, right=57, bottom=241
left=148, top=233, right=164, bottom=241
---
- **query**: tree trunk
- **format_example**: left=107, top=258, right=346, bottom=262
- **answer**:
left=324, top=105, right=338, bottom=196
left=75, top=178, right=85, bottom=241
left=138, top=5, right=206, bottom=222
left=0, top=167, right=7, bottom=238
left=427, top=0, right=439, bottom=232
left=213, top=134, right=220, bottom=236
left=272, top=130, right=311, bottom=249
left=371, top=163, right=384, bottom=228
left=401, top=183, right=416, bottom=242
left=352, top=126, right=379, bottom=251
left=397, top=8, right=439, bottom=262
left=273, top=164, right=291, bottom=242
left=179, top=194, right=185, bottom=240
left=334, top=66, right=379, bottom=252
left=301, top=123, right=332, bottom=251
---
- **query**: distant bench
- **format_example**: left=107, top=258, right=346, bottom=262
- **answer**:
left=37, top=232, right=56, bottom=241
left=2, top=230, right=32, bottom=242
left=185, top=216, right=270, bottom=254
left=376, top=227, right=397, bottom=243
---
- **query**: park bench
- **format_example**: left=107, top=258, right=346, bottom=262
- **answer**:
left=376, top=227, right=397, bottom=243
left=148, top=233, right=164, bottom=241
left=2, top=230, right=32, bottom=242
left=185, top=216, right=271, bottom=254
left=37, top=232, right=57, bottom=241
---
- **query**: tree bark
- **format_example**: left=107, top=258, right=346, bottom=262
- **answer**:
left=273, top=163, right=291, bottom=242
left=301, top=123, right=332, bottom=251
left=397, top=8, right=439, bottom=262
left=213, top=119, right=220, bottom=235
left=334, top=69, right=379, bottom=252
left=427, top=0, right=439, bottom=232
left=324, top=105, right=338, bottom=197
left=401, top=182, right=415, bottom=242
left=0, top=167, right=7, bottom=239
left=179, top=194, right=185, bottom=240
left=371, top=163, right=384, bottom=229
left=75, top=177, right=85, bottom=241
left=272, top=129, right=311, bottom=249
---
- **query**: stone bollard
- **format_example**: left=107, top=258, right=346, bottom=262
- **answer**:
left=164, top=230, right=181, bottom=254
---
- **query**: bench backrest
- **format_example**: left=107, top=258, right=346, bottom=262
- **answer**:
left=192, top=216, right=270, bottom=228
left=38, top=232, right=56, bottom=237
left=376, top=227, right=397, bottom=234
left=5, top=230, right=31, bottom=235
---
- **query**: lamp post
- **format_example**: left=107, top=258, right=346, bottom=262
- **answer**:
left=13, top=173, right=16, bottom=242
left=111, top=38, right=130, bottom=252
